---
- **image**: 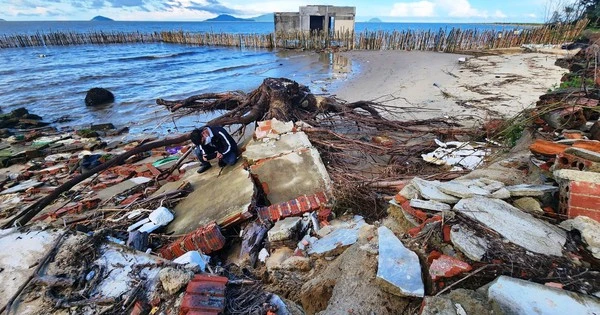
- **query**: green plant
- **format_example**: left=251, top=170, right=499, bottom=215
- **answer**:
left=559, top=76, right=595, bottom=89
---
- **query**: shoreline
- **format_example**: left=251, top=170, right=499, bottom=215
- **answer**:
left=331, top=48, right=579, bottom=124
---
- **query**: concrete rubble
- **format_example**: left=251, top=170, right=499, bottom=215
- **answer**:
left=3, top=58, right=600, bottom=315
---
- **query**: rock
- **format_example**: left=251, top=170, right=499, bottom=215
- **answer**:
left=376, top=226, right=424, bottom=297
left=561, top=216, right=600, bottom=259
left=267, top=217, right=302, bottom=242
left=513, top=197, right=544, bottom=214
left=173, top=251, right=210, bottom=272
left=422, top=289, right=492, bottom=315
left=429, top=255, right=472, bottom=280
left=85, top=87, right=115, bottom=106
left=505, top=184, right=558, bottom=197
left=308, top=216, right=365, bottom=256
left=281, top=256, right=311, bottom=271
left=158, top=267, right=194, bottom=295
left=266, top=247, right=294, bottom=271
left=490, top=188, right=510, bottom=199
left=409, top=199, right=451, bottom=211
left=412, top=177, right=459, bottom=204
left=450, top=225, right=489, bottom=261
left=454, top=197, right=566, bottom=256
left=487, top=276, right=600, bottom=314
left=398, top=183, right=420, bottom=199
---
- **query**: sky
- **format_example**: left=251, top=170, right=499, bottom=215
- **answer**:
left=0, top=0, right=569, bottom=23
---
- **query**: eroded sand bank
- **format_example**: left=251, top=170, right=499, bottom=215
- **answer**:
left=333, top=49, right=579, bottom=125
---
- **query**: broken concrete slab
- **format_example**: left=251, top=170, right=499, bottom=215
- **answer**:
left=376, top=226, right=424, bottom=297
left=398, top=183, right=420, bottom=200
left=412, top=177, right=459, bottom=204
left=409, top=199, right=451, bottom=212
left=450, top=225, right=489, bottom=262
left=487, top=276, right=600, bottom=314
left=0, top=179, right=43, bottom=195
left=490, top=188, right=511, bottom=199
left=454, top=197, right=566, bottom=256
left=93, top=176, right=152, bottom=201
left=505, top=184, right=558, bottom=197
left=243, top=132, right=312, bottom=164
left=308, top=215, right=365, bottom=256
left=561, top=216, right=600, bottom=259
left=0, top=229, right=62, bottom=307
left=438, top=181, right=489, bottom=199
left=250, top=147, right=331, bottom=205
left=513, top=197, right=544, bottom=214
left=160, top=163, right=255, bottom=235
left=267, top=217, right=302, bottom=242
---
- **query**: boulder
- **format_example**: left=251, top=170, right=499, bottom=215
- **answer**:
left=85, top=87, right=115, bottom=106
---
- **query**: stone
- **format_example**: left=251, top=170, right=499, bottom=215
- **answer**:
left=158, top=267, right=194, bottom=295
left=513, top=197, right=543, bottom=214
left=266, top=247, right=294, bottom=271
left=438, top=181, right=479, bottom=198
left=505, top=184, right=558, bottom=197
left=412, top=178, right=459, bottom=204
left=429, top=255, right=472, bottom=280
left=85, top=87, right=115, bottom=106
left=267, top=217, right=303, bottom=242
left=281, top=256, right=311, bottom=271
left=561, top=216, right=600, bottom=259
left=487, top=276, right=600, bottom=314
left=490, top=188, right=511, bottom=199
left=398, top=183, right=420, bottom=199
left=376, top=226, right=424, bottom=297
left=450, top=225, right=489, bottom=261
left=409, top=199, right=451, bottom=212
left=308, top=216, right=366, bottom=256
left=453, top=197, right=566, bottom=256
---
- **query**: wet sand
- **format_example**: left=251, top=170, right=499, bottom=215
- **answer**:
left=332, top=49, right=579, bottom=124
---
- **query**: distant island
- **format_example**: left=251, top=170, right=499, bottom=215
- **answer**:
left=0, top=18, right=5, bottom=21
left=91, top=16, right=113, bottom=21
left=205, top=14, right=253, bottom=22
left=367, top=18, right=383, bottom=23
left=252, top=13, right=274, bottom=22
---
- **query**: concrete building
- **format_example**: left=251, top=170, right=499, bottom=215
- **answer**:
left=275, top=5, right=356, bottom=34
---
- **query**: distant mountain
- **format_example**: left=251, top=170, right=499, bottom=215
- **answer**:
left=367, top=18, right=383, bottom=23
left=205, top=14, right=253, bottom=22
left=91, top=16, right=113, bottom=21
left=0, top=18, right=5, bottom=21
left=252, top=13, right=274, bottom=22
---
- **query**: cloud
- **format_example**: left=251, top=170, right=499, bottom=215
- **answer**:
left=527, top=13, right=537, bottom=18
left=186, top=0, right=243, bottom=15
left=435, top=0, right=487, bottom=18
left=494, top=10, right=507, bottom=19
left=106, top=0, right=146, bottom=8
left=391, top=1, right=435, bottom=17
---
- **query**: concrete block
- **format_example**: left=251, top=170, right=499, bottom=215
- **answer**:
left=267, top=217, right=302, bottom=242
left=454, top=197, right=566, bottom=256
left=308, top=216, right=365, bottom=256
left=409, top=199, right=451, bottom=212
left=490, top=188, right=511, bottom=199
left=450, top=225, right=489, bottom=261
left=376, top=226, right=424, bottom=297
left=487, top=276, right=600, bottom=314
left=243, top=132, right=312, bottom=164
left=412, top=177, right=459, bottom=204
left=505, top=184, right=558, bottom=197
left=554, top=169, right=600, bottom=222
left=561, top=216, right=600, bottom=259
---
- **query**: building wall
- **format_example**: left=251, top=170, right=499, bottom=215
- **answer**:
left=274, top=13, right=301, bottom=33
left=334, top=18, right=354, bottom=33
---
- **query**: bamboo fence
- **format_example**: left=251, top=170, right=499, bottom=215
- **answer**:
left=0, top=19, right=588, bottom=52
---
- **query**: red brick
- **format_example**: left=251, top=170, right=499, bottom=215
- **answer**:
left=429, top=255, right=472, bottom=281
left=570, top=181, right=600, bottom=195
left=569, top=194, right=600, bottom=210
left=568, top=207, right=600, bottom=222
left=180, top=274, right=227, bottom=315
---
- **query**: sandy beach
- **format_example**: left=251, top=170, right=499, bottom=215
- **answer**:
left=333, top=49, right=580, bottom=125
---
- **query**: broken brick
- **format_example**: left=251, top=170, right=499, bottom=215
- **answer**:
left=429, top=255, right=472, bottom=280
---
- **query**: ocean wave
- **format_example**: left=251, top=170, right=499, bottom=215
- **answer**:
left=111, top=51, right=199, bottom=62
